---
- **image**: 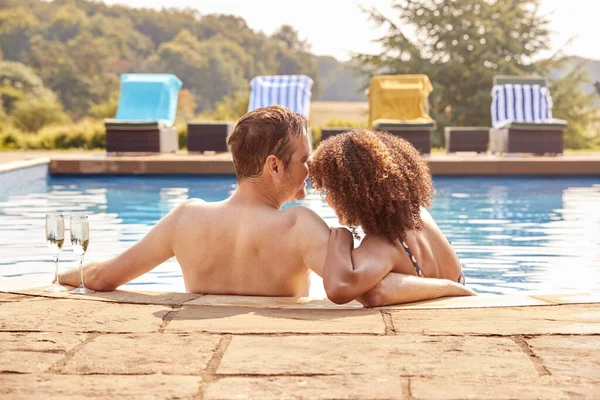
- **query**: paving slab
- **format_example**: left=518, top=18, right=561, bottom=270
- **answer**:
left=61, top=333, right=220, bottom=375
left=531, top=292, right=600, bottom=305
left=526, top=336, right=600, bottom=381
left=185, top=294, right=363, bottom=309
left=410, top=376, right=599, bottom=399
left=17, top=287, right=201, bottom=306
left=0, top=299, right=170, bottom=333
left=217, top=335, right=536, bottom=378
left=0, top=332, right=87, bottom=373
left=0, top=292, right=46, bottom=303
left=0, top=374, right=201, bottom=400
left=1, top=351, right=63, bottom=373
left=391, top=304, right=600, bottom=335
left=381, top=294, right=550, bottom=309
left=205, top=376, right=409, bottom=400
left=0, top=332, right=87, bottom=352
left=166, top=306, right=384, bottom=334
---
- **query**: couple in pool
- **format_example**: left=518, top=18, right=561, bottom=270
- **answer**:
left=60, top=105, right=475, bottom=306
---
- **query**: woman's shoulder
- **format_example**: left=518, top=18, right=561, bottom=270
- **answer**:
left=358, top=233, right=402, bottom=259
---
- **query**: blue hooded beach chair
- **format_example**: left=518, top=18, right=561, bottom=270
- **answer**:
left=105, top=73, right=182, bottom=153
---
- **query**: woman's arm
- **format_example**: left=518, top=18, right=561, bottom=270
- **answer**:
left=323, top=228, right=476, bottom=305
left=356, top=273, right=476, bottom=307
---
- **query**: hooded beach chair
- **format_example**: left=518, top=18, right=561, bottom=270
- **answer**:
left=489, top=76, right=567, bottom=155
left=247, top=74, right=313, bottom=116
left=105, top=74, right=182, bottom=154
left=367, top=74, right=436, bottom=154
left=188, top=75, right=314, bottom=153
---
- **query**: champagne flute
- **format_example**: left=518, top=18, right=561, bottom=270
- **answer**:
left=69, top=215, right=95, bottom=294
left=45, top=213, right=68, bottom=292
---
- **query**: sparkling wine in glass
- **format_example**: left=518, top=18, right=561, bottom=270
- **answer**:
left=69, top=215, right=95, bottom=294
left=45, top=213, right=68, bottom=292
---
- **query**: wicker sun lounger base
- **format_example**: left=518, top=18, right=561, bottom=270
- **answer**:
left=489, top=122, right=566, bottom=155
left=445, top=127, right=489, bottom=153
left=374, top=121, right=436, bottom=155
left=105, top=120, right=178, bottom=154
left=187, top=121, right=231, bottom=153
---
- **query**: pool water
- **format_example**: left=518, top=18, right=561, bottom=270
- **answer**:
left=1, top=165, right=599, bottom=296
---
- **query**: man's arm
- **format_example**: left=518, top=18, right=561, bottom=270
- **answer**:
left=356, top=273, right=476, bottom=307
left=59, top=201, right=187, bottom=291
left=323, top=228, right=395, bottom=304
left=293, top=206, right=332, bottom=278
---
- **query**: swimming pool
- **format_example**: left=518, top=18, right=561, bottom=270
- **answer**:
left=1, top=165, right=599, bottom=296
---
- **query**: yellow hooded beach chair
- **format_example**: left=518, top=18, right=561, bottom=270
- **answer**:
left=368, top=74, right=436, bottom=154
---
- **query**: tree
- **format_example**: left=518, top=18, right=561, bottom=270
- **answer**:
left=11, top=97, right=71, bottom=132
left=0, top=7, right=40, bottom=61
left=28, top=33, right=118, bottom=118
left=543, top=59, right=600, bottom=149
left=354, top=0, right=554, bottom=140
left=0, top=60, right=55, bottom=113
left=47, top=4, right=88, bottom=43
left=271, top=25, right=321, bottom=97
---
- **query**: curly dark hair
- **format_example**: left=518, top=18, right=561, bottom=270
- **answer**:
left=309, top=129, right=433, bottom=243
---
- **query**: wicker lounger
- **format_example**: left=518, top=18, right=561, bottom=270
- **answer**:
left=489, top=121, right=566, bottom=155
left=104, top=119, right=178, bottom=154
left=374, top=121, right=437, bottom=155
left=187, top=121, right=231, bottom=153
left=444, top=127, right=489, bottom=153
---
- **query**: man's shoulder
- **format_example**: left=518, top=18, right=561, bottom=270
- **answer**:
left=283, top=206, right=330, bottom=238
left=171, top=198, right=212, bottom=219
left=284, top=205, right=325, bottom=224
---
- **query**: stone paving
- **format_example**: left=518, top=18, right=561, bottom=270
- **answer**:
left=1, top=286, right=599, bottom=399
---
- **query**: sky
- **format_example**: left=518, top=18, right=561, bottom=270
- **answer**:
left=102, top=0, right=599, bottom=61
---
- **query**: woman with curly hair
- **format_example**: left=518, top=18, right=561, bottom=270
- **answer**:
left=310, top=129, right=475, bottom=305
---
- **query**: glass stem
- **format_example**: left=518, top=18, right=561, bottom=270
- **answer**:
left=54, top=255, right=59, bottom=286
left=78, top=257, right=85, bottom=288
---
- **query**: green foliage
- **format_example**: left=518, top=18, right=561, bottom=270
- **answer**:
left=545, top=60, right=600, bottom=149
left=0, top=60, right=55, bottom=112
left=11, top=97, right=71, bottom=132
left=0, top=124, right=25, bottom=149
left=202, top=91, right=249, bottom=121
left=176, top=123, right=187, bottom=150
left=88, top=97, right=118, bottom=120
left=0, top=119, right=104, bottom=150
left=310, top=119, right=367, bottom=148
left=0, top=1, right=324, bottom=121
left=316, top=56, right=367, bottom=102
left=0, top=7, right=40, bottom=60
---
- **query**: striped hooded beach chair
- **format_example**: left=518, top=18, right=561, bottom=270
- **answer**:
left=105, top=73, right=182, bottom=154
left=248, top=75, right=314, bottom=116
left=489, top=76, right=567, bottom=155
left=187, top=75, right=314, bottom=154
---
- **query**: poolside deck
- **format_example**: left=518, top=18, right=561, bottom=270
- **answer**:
left=3, top=151, right=600, bottom=176
left=1, top=281, right=599, bottom=399
left=46, top=152, right=600, bottom=176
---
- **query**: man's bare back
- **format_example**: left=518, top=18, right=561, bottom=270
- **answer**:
left=170, top=198, right=327, bottom=296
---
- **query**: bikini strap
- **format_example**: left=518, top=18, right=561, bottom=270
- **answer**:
left=399, top=238, right=424, bottom=277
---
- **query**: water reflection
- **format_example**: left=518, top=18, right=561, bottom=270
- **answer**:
left=1, top=167, right=599, bottom=296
